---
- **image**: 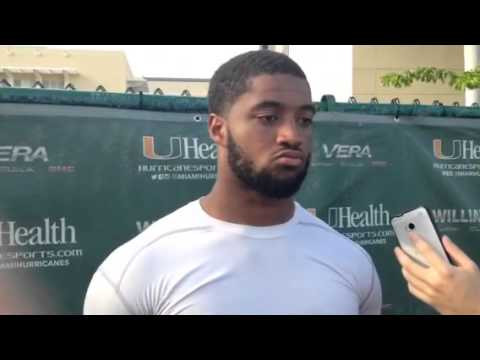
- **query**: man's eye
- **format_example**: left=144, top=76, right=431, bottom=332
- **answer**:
left=299, top=117, right=313, bottom=127
left=258, top=115, right=278, bottom=124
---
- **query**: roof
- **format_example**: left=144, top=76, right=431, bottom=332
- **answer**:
left=143, top=77, right=210, bottom=83
left=0, top=66, right=79, bottom=75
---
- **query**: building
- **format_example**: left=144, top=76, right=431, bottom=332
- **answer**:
left=144, top=77, right=209, bottom=97
left=0, top=46, right=215, bottom=96
left=353, top=45, right=465, bottom=105
left=0, top=46, right=141, bottom=92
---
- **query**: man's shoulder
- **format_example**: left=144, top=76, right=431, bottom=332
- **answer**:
left=295, top=204, right=337, bottom=234
left=295, top=204, right=349, bottom=242
left=294, top=204, right=373, bottom=262
left=97, top=199, right=208, bottom=281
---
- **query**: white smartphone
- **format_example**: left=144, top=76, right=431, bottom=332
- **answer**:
left=391, top=206, right=452, bottom=267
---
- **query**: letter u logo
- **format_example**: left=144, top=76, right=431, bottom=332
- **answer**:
left=143, top=136, right=183, bottom=160
left=433, top=139, right=461, bottom=160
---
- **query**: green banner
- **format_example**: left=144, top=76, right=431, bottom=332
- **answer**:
left=1, top=89, right=480, bottom=314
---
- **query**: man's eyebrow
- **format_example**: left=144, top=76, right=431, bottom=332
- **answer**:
left=250, top=101, right=316, bottom=114
left=250, top=101, right=283, bottom=111
left=299, top=104, right=316, bottom=114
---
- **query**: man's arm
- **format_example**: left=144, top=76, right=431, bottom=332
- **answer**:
left=83, top=270, right=133, bottom=315
left=359, top=260, right=383, bottom=315
left=394, top=232, right=480, bottom=315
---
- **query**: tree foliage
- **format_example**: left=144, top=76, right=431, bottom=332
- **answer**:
left=381, top=67, right=480, bottom=91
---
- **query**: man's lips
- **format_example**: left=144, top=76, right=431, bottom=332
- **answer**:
left=274, top=150, right=304, bottom=166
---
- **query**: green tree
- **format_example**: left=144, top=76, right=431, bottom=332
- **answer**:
left=381, top=66, right=480, bottom=91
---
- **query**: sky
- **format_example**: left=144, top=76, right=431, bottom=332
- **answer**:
left=31, top=45, right=352, bottom=102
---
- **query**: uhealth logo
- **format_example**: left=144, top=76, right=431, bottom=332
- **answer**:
left=143, top=136, right=217, bottom=160
left=433, top=139, right=480, bottom=160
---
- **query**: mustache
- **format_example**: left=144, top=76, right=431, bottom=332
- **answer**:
left=279, top=143, right=302, bottom=151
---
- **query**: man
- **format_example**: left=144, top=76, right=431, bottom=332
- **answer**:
left=395, top=233, right=480, bottom=315
left=83, top=50, right=382, bottom=315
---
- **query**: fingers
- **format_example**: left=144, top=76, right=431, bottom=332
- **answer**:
left=405, top=282, right=435, bottom=308
left=396, top=247, right=444, bottom=296
left=442, top=235, right=476, bottom=268
left=394, top=246, right=429, bottom=278
left=400, top=267, right=433, bottom=295
left=409, top=232, right=450, bottom=273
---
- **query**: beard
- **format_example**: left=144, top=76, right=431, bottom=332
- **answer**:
left=226, top=130, right=310, bottom=199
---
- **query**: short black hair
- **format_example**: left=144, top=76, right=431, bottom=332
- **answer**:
left=208, top=50, right=308, bottom=116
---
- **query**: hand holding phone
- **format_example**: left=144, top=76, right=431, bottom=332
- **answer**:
left=391, top=206, right=451, bottom=267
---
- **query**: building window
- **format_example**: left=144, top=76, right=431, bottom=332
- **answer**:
left=43, top=79, right=64, bottom=89
left=13, top=78, right=33, bottom=88
left=23, top=79, right=34, bottom=88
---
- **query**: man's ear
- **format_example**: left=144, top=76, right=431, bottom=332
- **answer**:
left=208, top=113, right=227, bottom=148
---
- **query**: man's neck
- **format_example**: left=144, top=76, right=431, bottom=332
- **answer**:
left=200, top=177, right=295, bottom=227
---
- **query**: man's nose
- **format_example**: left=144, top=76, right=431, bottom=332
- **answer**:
left=276, top=119, right=303, bottom=148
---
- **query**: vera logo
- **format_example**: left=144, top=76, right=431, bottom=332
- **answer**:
left=322, top=144, right=372, bottom=159
left=0, top=146, right=48, bottom=162
left=143, top=136, right=217, bottom=160
left=433, top=139, right=480, bottom=160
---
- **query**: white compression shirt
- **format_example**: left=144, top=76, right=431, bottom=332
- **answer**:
left=83, top=199, right=382, bottom=315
